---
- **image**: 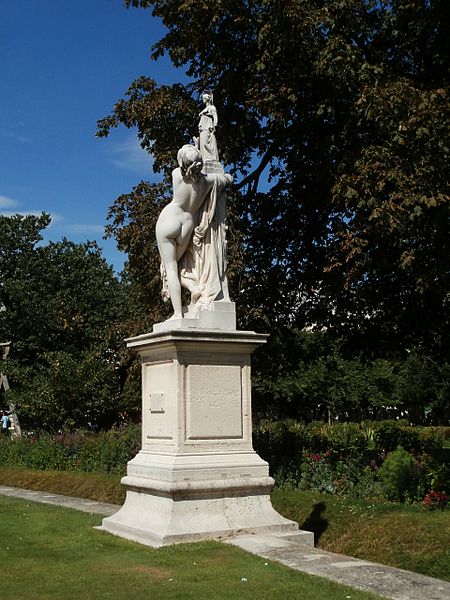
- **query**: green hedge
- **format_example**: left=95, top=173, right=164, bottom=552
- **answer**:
left=0, top=426, right=140, bottom=475
left=253, top=420, right=449, bottom=501
left=0, top=421, right=448, bottom=503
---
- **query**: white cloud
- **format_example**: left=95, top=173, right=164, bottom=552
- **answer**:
left=0, top=208, right=62, bottom=227
left=0, top=195, right=102, bottom=240
left=107, top=134, right=152, bottom=174
left=63, top=223, right=104, bottom=235
left=0, top=195, right=19, bottom=209
left=1, top=210, right=43, bottom=218
left=0, top=129, right=32, bottom=144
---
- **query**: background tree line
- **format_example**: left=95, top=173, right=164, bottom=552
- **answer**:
left=1, top=0, right=449, bottom=430
left=0, top=215, right=142, bottom=431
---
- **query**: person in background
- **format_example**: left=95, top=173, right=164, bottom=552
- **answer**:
left=1, top=411, right=10, bottom=434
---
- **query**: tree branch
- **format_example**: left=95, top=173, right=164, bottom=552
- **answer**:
left=235, top=142, right=278, bottom=192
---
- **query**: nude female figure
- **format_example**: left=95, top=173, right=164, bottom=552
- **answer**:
left=155, top=144, right=232, bottom=319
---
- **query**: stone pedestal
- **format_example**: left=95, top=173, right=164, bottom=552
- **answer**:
left=100, top=326, right=298, bottom=547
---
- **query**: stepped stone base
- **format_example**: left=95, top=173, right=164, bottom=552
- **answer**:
left=101, top=454, right=297, bottom=547
left=100, top=327, right=300, bottom=547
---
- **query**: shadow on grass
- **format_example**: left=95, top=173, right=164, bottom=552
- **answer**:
left=300, top=501, right=328, bottom=544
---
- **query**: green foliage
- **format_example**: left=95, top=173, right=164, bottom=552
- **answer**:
left=252, top=329, right=450, bottom=423
left=94, top=1, right=450, bottom=429
left=0, top=426, right=141, bottom=475
left=308, top=421, right=370, bottom=459
left=378, top=447, right=424, bottom=502
left=0, top=434, right=69, bottom=471
left=96, top=1, right=450, bottom=367
left=328, top=81, right=450, bottom=359
left=0, top=213, right=51, bottom=315
left=1, top=231, right=118, bottom=357
left=0, top=214, right=140, bottom=431
left=299, top=453, right=383, bottom=498
left=6, top=351, right=125, bottom=432
left=253, top=419, right=310, bottom=485
left=73, top=426, right=141, bottom=474
left=253, top=419, right=449, bottom=500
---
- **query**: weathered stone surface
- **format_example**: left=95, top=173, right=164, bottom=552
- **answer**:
left=100, top=329, right=299, bottom=547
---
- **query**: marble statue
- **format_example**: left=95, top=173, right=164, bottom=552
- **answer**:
left=196, top=91, right=219, bottom=163
left=156, top=144, right=232, bottom=320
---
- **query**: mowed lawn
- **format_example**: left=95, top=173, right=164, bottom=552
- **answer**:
left=1, top=467, right=449, bottom=587
left=0, top=495, right=384, bottom=600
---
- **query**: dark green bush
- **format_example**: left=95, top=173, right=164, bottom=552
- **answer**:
left=298, top=453, right=384, bottom=498
left=253, top=419, right=310, bottom=485
left=0, top=434, right=72, bottom=471
left=370, top=420, right=445, bottom=455
left=378, top=447, right=424, bottom=501
left=308, top=422, right=370, bottom=460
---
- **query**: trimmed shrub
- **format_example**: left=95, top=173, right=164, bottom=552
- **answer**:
left=1, top=421, right=448, bottom=503
left=253, top=419, right=310, bottom=485
left=378, top=447, right=424, bottom=501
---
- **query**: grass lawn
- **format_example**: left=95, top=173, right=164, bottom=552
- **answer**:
left=1, top=467, right=449, bottom=582
left=0, top=495, right=383, bottom=600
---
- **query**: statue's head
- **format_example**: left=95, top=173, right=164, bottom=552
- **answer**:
left=202, top=90, right=213, bottom=105
left=177, top=144, right=203, bottom=181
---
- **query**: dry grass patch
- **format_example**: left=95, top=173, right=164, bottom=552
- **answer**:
left=0, top=467, right=124, bottom=504
left=272, top=488, right=450, bottom=581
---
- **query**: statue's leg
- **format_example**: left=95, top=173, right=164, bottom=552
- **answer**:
left=177, top=222, right=201, bottom=305
left=182, top=277, right=201, bottom=305
left=175, top=219, right=194, bottom=261
left=221, top=276, right=231, bottom=302
left=158, top=237, right=183, bottom=319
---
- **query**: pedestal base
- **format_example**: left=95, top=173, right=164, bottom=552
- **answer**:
left=100, top=328, right=300, bottom=547
left=100, top=481, right=297, bottom=548
left=153, top=301, right=236, bottom=333
left=100, top=448, right=297, bottom=547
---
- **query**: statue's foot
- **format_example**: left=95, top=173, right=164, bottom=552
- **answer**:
left=167, top=313, right=183, bottom=321
left=190, top=290, right=202, bottom=305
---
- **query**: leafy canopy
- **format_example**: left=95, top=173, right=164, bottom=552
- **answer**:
left=95, top=1, right=450, bottom=424
left=99, top=1, right=449, bottom=363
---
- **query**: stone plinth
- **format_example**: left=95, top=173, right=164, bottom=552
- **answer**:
left=100, top=328, right=298, bottom=547
left=153, top=301, right=236, bottom=333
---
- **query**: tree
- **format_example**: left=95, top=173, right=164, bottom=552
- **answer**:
left=0, top=213, right=51, bottom=312
left=0, top=214, right=136, bottom=431
left=98, top=1, right=449, bottom=421
left=99, top=1, right=449, bottom=352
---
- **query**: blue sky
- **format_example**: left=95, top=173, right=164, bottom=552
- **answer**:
left=1, top=0, right=182, bottom=272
